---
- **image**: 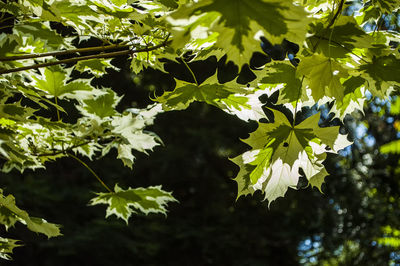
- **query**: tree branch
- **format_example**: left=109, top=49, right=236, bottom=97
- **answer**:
left=326, top=0, right=345, bottom=30
left=0, top=36, right=170, bottom=75
left=0, top=43, right=130, bottom=61
left=36, top=140, right=92, bottom=157
left=311, top=0, right=345, bottom=52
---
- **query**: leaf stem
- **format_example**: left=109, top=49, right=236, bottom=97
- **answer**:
left=0, top=16, right=15, bottom=24
left=293, top=76, right=305, bottom=127
left=67, top=152, right=113, bottom=193
left=54, top=97, right=61, bottom=121
left=182, top=58, right=198, bottom=86
left=0, top=25, right=14, bottom=31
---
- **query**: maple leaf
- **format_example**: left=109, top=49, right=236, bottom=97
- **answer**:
left=168, top=0, right=309, bottom=66
left=75, top=58, right=119, bottom=77
left=358, top=54, right=400, bottom=98
left=297, top=54, right=349, bottom=102
left=155, top=74, right=265, bottom=120
left=89, top=184, right=177, bottom=224
left=232, top=109, right=351, bottom=204
left=259, top=62, right=304, bottom=105
left=79, top=89, right=121, bottom=118
left=0, top=237, right=21, bottom=260
left=0, top=189, right=61, bottom=238
left=33, top=66, right=93, bottom=99
left=111, top=112, right=161, bottom=168
left=309, top=17, right=374, bottom=59
left=329, top=76, right=366, bottom=120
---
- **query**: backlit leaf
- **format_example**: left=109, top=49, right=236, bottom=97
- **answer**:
left=89, top=184, right=177, bottom=223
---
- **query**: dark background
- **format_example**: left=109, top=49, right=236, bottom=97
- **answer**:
left=1, top=53, right=400, bottom=265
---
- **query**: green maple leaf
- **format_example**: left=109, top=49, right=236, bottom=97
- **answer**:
left=390, top=97, right=400, bottom=115
left=373, top=0, right=399, bottom=13
left=156, top=74, right=265, bottom=120
left=259, top=62, right=304, bottom=105
left=13, top=21, right=65, bottom=50
left=358, top=54, right=400, bottom=97
left=232, top=109, right=351, bottom=203
left=40, top=1, right=100, bottom=26
left=110, top=112, right=161, bottom=167
left=0, top=190, right=61, bottom=238
left=80, top=89, right=121, bottom=118
left=309, top=17, right=374, bottom=59
left=0, top=102, right=35, bottom=122
left=89, top=184, right=177, bottom=224
left=169, top=0, right=309, bottom=66
left=0, top=237, right=21, bottom=260
left=297, top=54, right=349, bottom=102
left=155, top=75, right=245, bottom=110
left=75, top=59, right=119, bottom=77
left=329, top=76, right=366, bottom=120
left=33, top=66, right=93, bottom=99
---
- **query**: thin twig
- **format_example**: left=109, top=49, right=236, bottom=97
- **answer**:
left=54, top=97, right=61, bottom=121
left=182, top=59, right=198, bottom=86
left=0, top=25, right=14, bottom=31
left=0, top=16, right=15, bottom=24
left=293, top=76, right=305, bottom=127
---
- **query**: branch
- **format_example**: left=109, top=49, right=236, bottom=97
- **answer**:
left=326, top=0, right=345, bottom=30
left=36, top=140, right=91, bottom=157
left=0, top=50, right=131, bottom=75
left=0, top=43, right=130, bottom=61
left=311, top=0, right=345, bottom=52
left=0, top=37, right=170, bottom=75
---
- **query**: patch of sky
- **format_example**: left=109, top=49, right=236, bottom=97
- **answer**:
left=390, top=251, right=400, bottom=265
left=355, top=123, right=367, bottom=139
left=366, top=90, right=372, bottom=100
left=298, top=236, right=323, bottom=264
left=364, top=134, right=376, bottom=146
left=339, top=145, right=352, bottom=157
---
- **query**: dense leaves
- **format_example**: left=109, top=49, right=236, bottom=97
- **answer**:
left=0, top=0, right=399, bottom=261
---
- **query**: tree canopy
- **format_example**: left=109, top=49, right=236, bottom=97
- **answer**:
left=0, top=0, right=399, bottom=261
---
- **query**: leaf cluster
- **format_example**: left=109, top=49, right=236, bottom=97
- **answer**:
left=0, top=0, right=399, bottom=259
